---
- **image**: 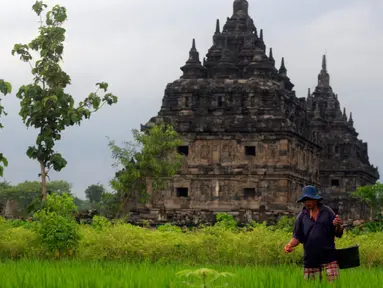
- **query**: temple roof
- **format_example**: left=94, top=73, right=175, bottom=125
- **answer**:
left=180, top=0, right=289, bottom=83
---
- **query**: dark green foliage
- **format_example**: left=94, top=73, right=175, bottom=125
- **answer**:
left=0, top=80, right=12, bottom=177
left=0, top=180, right=72, bottom=217
left=157, top=223, right=182, bottom=233
left=91, top=215, right=111, bottom=230
left=11, top=1, right=118, bottom=200
left=349, top=220, right=383, bottom=235
left=352, top=182, right=383, bottom=220
left=214, top=213, right=237, bottom=230
left=271, top=216, right=295, bottom=233
left=85, top=183, right=105, bottom=203
left=109, top=123, right=183, bottom=217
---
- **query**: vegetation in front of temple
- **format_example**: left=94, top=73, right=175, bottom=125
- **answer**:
left=1, top=193, right=383, bottom=267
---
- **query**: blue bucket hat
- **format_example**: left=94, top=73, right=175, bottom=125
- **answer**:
left=297, top=185, right=323, bottom=203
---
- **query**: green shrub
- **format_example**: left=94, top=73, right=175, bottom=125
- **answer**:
left=33, top=193, right=80, bottom=257
left=350, top=221, right=383, bottom=235
left=214, top=213, right=237, bottom=230
left=91, top=215, right=112, bottom=230
left=9, top=219, right=26, bottom=228
left=157, top=223, right=182, bottom=233
left=269, top=216, right=295, bottom=233
left=0, top=226, right=43, bottom=259
left=0, top=215, right=383, bottom=267
left=0, top=216, right=7, bottom=225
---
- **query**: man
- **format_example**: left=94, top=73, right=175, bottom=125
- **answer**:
left=285, top=185, right=344, bottom=282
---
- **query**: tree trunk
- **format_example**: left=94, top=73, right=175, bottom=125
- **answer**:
left=40, top=161, right=47, bottom=201
left=116, top=192, right=136, bottom=219
left=370, top=206, right=373, bottom=221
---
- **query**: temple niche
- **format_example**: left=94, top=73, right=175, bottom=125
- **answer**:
left=136, top=0, right=378, bottom=225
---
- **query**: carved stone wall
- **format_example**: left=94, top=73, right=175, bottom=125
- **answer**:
left=146, top=136, right=320, bottom=222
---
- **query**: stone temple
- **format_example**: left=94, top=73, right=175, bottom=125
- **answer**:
left=138, top=0, right=379, bottom=225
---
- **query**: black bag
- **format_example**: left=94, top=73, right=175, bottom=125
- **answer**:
left=336, top=245, right=360, bottom=269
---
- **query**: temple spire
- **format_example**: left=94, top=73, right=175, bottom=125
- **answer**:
left=192, top=38, right=196, bottom=50
left=322, top=54, right=327, bottom=72
left=343, top=107, right=348, bottom=121
left=348, top=112, right=354, bottom=126
left=269, top=47, right=275, bottom=66
left=233, top=0, right=249, bottom=15
left=307, top=88, right=311, bottom=98
left=180, top=38, right=206, bottom=79
left=318, top=54, right=330, bottom=87
left=279, top=57, right=287, bottom=76
left=215, top=19, right=220, bottom=34
left=278, top=57, right=294, bottom=90
left=269, top=47, right=273, bottom=59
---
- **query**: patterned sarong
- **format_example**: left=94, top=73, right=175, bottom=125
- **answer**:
left=304, top=261, right=340, bottom=282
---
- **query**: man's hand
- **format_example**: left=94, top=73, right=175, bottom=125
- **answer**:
left=333, top=215, right=343, bottom=227
left=284, top=244, right=294, bottom=253
left=285, top=238, right=299, bottom=253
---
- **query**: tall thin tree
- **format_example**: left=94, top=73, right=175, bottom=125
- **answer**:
left=12, top=1, right=118, bottom=200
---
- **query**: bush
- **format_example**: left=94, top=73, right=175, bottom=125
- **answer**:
left=33, top=193, right=80, bottom=258
left=91, top=215, right=112, bottom=230
left=157, top=223, right=182, bottom=233
left=0, top=216, right=383, bottom=267
left=349, top=221, right=383, bottom=235
left=269, top=216, right=295, bottom=233
left=0, top=226, right=43, bottom=259
left=214, top=213, right=237, bottom=230
left=9, top=219, right=26, bottom=228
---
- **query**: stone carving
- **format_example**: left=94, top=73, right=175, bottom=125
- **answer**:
left=200, top=145, right=210, bottom=160
left=200, top=181, right=211, bottom=199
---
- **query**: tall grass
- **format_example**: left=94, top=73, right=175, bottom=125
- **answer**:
left=1, top=221, right=383, bottom=266
left=0, top=261, right=381, bottom=287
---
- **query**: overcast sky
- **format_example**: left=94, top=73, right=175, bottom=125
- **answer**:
left=0, top=0, right=382, bottom=198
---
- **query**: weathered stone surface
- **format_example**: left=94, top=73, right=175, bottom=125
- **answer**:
left=135, top=0, right=378, bottom=225
left=306, top=55, right=379, bottom=219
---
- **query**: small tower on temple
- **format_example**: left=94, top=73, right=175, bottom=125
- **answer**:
left=318, top=54, right=330, bottom=88
left=180, top=39, right=206, bottom=79
left=254, top=29, right=266, bottom=52
left=215, top=19, right=221, bottom=35
left=278, top=57, right=294, bottom=90
left=233, top=0, right=249, bottom=16
left=348, top=112, right=354, bottom=126
left=279, top=57, right=287, bottom=77
left=269, top=48, right=275, bottom=66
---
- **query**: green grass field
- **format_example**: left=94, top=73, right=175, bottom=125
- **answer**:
left=0, top=261, right=381, bottom=288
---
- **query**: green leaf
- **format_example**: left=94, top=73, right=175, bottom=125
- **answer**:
left=42, top=95, right=58, bottom=106
left=50, top=153, right=68, bottom=171
left=32, top=1, right=48, bottom=16
left=0, top=80, right=12, bottom=95
left=5, top=82, right=12, bottom=94
left=96, top=82, right=108, bottom=92
left=70, top=113, right=78, bottom=124
left=26, top=146, right=38, bottom=159
left=0, top=156, right=9, bottom=167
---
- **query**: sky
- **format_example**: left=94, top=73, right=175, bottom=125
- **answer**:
left=0, top=0, right=382, bottom=198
